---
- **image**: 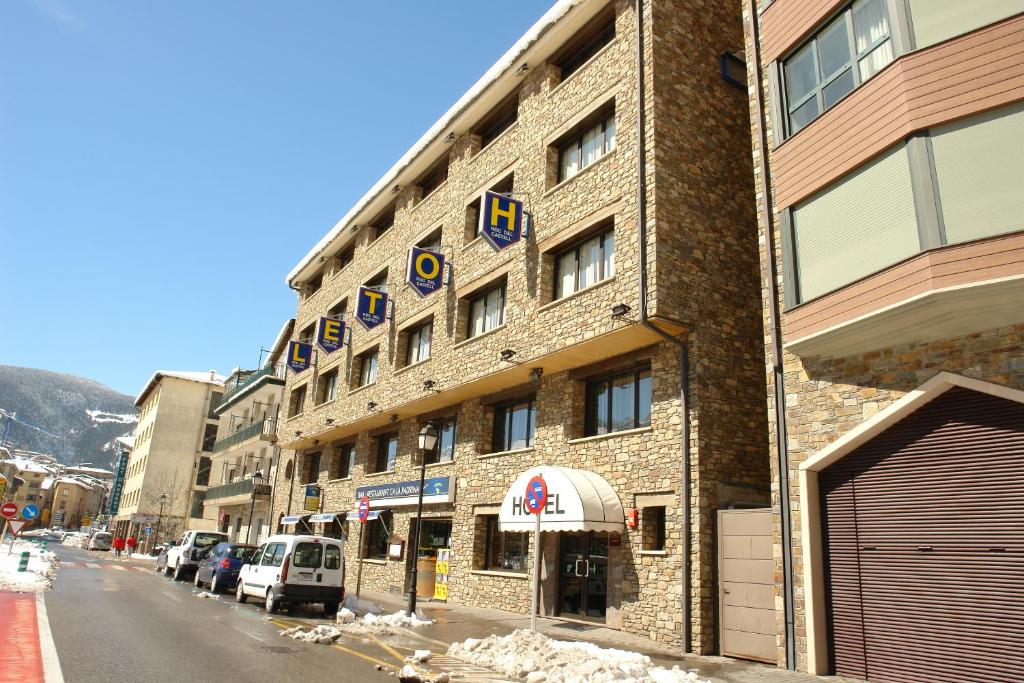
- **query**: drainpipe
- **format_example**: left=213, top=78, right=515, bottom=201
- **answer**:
left=634, top=0, right=692, bottom=655
left=746, top=0, right=796, bottom=669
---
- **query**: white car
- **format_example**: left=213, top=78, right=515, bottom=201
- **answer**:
left=164, top=530, right=229, bottom=581
left=235, top=534, right=344, bottom=616
left=87, top=531, right=113, bottom=550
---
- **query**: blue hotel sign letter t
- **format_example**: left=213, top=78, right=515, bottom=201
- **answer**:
left=356, top=286, right=388, bottom=330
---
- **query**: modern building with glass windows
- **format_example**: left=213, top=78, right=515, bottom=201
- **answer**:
left=745, top=0, right=1024, bottom=678
left=270, top=0, right=769, bottom=653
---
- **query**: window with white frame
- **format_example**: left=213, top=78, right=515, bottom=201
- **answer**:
left=316, top=368, right=339, bottom=405
left=467, top=281, right=506, bottom=338
left=406, top=320, right=432, bottom=366
left=783, top=0, right=894, bottom=135
left=357, top=348, right=379, bottom=387
left=558, top=111, right=616, bottom=182
left=555, top=225, right=615, bottom=299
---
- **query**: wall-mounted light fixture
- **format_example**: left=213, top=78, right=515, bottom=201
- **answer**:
left=500, top=348, right=517, bottom=362
left=367, top=401, right=377, bottom=412
left=444, top=132, right=456, bottom=143
left=423, top=379, right=437, bottom=390
left=611, top=303, right=632, bottom=318
left=325, top=418, right=334, bottom=425
left=294, top=430, right=303, bottom=438
left=529, top=367, right=544, bottom=381
left=391, top=185, right=401, bottom=194
left=516, top=63, right=529, bottom=76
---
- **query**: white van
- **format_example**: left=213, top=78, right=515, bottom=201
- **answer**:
left=235, top=534, right=344, bottom=615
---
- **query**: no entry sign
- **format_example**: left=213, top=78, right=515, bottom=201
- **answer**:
left=358, top=496, right=371, bottom=523
left=0, top=502, right=17, bottom=519
left=525, top=476, right=547, bottom=515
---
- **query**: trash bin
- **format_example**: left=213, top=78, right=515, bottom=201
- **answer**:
left=415, top=556, right=436, bottom=598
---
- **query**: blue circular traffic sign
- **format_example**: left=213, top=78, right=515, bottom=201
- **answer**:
left=21, top=504, right=39, bottom=520
left=525, top=476, right=547, bottom=515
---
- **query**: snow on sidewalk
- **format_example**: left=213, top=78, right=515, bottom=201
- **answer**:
left=0, top=540, right=57, bottom=592
left=447, top=629, right=710, bottom=683
left=280, top=606, right=435, bottom=644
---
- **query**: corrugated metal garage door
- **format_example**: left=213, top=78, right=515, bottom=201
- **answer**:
left=820, top=386, right=1024, bottom=682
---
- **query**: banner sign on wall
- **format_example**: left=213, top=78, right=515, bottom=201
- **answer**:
left=287, top=341, right=313, bottom=373
left=354, top=476, right=454, bottom=508
left=407, top=247, right=445, bottom=297
left=303, top=484, right=321, bottom=512
left=479, top=190, right=523, bottom=251
left=317, top=317, right=345, bottom=353
left=355, top=286, right=389, bottom=330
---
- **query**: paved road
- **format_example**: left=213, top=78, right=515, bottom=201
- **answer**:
left=45, top=545, right=395, bottom=683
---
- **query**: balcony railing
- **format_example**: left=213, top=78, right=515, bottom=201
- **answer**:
left=211, top=418, right=278, bottom=453
left=204, top=478, right=272, bottom=502
left=219, top=363, right=286, bottom=408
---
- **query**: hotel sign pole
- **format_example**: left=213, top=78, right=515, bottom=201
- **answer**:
left=524, top=475, right=547, bottom=632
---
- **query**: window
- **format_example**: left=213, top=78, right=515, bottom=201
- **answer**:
left=783, top=0, right=894, bottom=136
left=424, top=417, right=456, bottom=465
left=642, top=506, right=666, bottom=551
left=364, top=269, right=388, bottom=295
left=362, top=511, right=392, bottom=560
left=331, top=443, right=355, bottom=480
left=558, top=110, right=616, bottom=182
left=480, top=515, right=528, bottom=573
left=370, top=205, right=395, bottom=242
left=297, top=323, right=315, bottom=345
left=293, top=542, right=323, bottom=568
left=492, top=396, right=536, bottom=452
left=195, top=456, right=211, bottom=487
left=552, top=7, right=615, bottom=81
left=357, top=348, right=379, bottom=387
left=406, top=320, right=432, bottom=366
left=316, top=368, right=339, bottom=405
left=467, top=281, right=506, bottom=338
left=287, top=385, right=307, bottom=418
left=324, top=544, right=342, bottom=570
left=555, top=226, right=615, bottom=299
left=417, top=155, right=450, bottom=199
left=334, top=245, right=354, bottom=271
left=466, top=174, right=514, bottom=240
left=262, top=543, right=286, bottom=566
left=474, top=91, right=519, bottom=148
left=304, top=271, right=323, bottom=298
left=417, top=229, right=442, bottom=252
left=303, top=451, right=321, bottom=484
left=327, top=298, right=348, bottom=320
left=202, top=423, right=218, bottom=452
left=207, top=392, right=222, bottom=419
left=585, top=366, right=652, bottom=436
left=373, top=433, right=398, bottom=473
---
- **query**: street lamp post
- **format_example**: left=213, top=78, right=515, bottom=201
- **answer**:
left=154, top=493, right=168, bottom=553
left=247, top=470, right=264, bottom=544
left=407, top=422, right=439, bottom=617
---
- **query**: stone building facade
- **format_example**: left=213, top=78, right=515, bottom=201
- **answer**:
left=744, top=0, right=1024, bottom=677
left=271, top=0, right=767, bottom=653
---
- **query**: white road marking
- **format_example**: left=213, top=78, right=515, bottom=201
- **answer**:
left=85, top=563, right=101, bottom=569
left=36, top=593, right=65, bottom=683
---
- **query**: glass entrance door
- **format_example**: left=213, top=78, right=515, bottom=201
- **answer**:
left=558, top=532, right=608, bottom=621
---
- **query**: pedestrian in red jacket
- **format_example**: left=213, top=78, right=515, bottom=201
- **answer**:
left=112, top=536, right=125, bottom=557
left=126, top=535, right=137, bottom=557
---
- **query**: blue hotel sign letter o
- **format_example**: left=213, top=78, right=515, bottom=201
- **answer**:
left=356, top=286, right=388, bottom=330
left=287, top=341, right=312, bottom=373
left=479, top=190, right=523, bottom=251
left=407, top=247, right=445, bottom=297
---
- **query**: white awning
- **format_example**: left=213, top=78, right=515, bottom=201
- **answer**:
left=308, top=512, right=345, bottom=523
left=499, top=466, right=624, bottom=533
left=281, top=515, right=305, bottom=525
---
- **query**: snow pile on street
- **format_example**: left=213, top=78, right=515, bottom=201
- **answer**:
left=195, top=591, right=220, bottom=600
left=0, top=540, right=57, bottom=592
left=342, top=594, right=382, bottom=615
left=62, top=533, right=89, bottom=549
left=279, top=624, right=343, bottom=645
left=406, top=649, right=432, bottom=663
left=337, top=609, right=434, bottom=634
left=447, top=630, right=709, bottom=683
left=393, top=664, right=449, bottom=683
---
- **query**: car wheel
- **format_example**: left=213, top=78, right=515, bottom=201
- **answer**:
left=194, top=570, right=203, bottom=588
left=163, top=563, right=172, bottom=576
left=235, top=581, right=247, bottom=603
left=265, top=590, right=278, bottom=614
left=210, top=574, right=219, bottom=594
left=323, top=602, right=339, bottom=617
left=173, top=562, right=183, bottom=581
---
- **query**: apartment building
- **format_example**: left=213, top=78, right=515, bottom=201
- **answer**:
left=49, top=476, right=106, bottom=530
left=113, top=371, right=225, bottom=544
left=202, top=322, right=291, bottom=545
left=744, top=0, right=1024, bottom=678
left=271, top=0, right=767, bottom=652
left=0, top=451, right=58, bottom=526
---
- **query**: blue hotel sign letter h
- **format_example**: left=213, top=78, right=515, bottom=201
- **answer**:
left=479, top=190, right=523, bottom=251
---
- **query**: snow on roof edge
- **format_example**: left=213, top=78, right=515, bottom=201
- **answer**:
left=285, top=0, right=587, bottom=287
left=135, top=370, right=227, bottom=406
left=267, top=319, right=296, bottom=366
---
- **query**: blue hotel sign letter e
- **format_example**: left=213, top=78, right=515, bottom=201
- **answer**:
left=356, top=286, right=388, bottom=330
left=317, top=317, right=345, bottom=353
left=479, top=190, right=523, bottom=250
left=287, top=341, right=312, bottom=373
left=407, top=247, right=445, bottom=297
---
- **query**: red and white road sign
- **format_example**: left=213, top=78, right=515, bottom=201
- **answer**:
left=358, top=496, right=371, bottom=523
left=7, top=520, right=26, bottom=535
left=0, top=502, right=17, bottom=519
left=524, top=475, right=547, bottom=515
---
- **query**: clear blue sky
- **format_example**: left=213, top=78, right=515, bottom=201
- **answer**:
left=0, top=0, right=554, bottom=397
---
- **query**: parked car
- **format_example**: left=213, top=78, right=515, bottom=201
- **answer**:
left=21, top=529, right=62, bottom=542
left=235, top=534, right=344, bottom=616
left=164, top=530, right=229, bottom=581
left=87, top=531, right=113, bottom=551
left=194, top=542, right=256, bottom=593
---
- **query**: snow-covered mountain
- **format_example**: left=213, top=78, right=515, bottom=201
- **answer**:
left=0, top=365, right=137, bottom=469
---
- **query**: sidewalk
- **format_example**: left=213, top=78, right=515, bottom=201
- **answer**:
left=356, top=590, right=844, bottom=683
